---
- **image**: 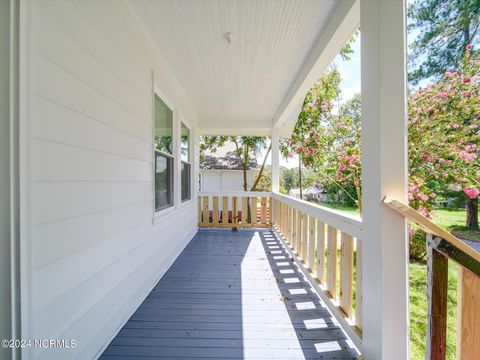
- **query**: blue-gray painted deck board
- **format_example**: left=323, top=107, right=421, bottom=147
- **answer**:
left=100, top=229, right=358, bottom=359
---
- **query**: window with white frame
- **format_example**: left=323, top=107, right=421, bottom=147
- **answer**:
left=180, top=122, right=191, bottom=202
left=154, top=94, right=174, bottom=211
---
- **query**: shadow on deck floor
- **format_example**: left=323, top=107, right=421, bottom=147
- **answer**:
left=100, top=229, right=359, bottom=359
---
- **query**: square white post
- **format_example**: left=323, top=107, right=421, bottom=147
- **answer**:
left=271, top=127, right=280, bottom=193
left=360, top=0, right=409, bottom=359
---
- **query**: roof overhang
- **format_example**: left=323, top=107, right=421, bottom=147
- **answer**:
left=129, top=0, right=359, bottom=137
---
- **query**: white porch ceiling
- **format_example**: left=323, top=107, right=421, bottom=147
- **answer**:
left=129, top=0, right=358, bottom=135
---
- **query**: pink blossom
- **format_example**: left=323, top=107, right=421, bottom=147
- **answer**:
left=409, top=183, right=420, bottom=193
left=435, top=92, right=449, bottom=98
left=418, top=206, right=429, bottom=217
left=337, top=164, right=347, bottom=173
left=466, top=44, right=473, bottom=51
left=459, top=150, right=477, bottom=163
left=463, top=187, right=480, bottom=199
left=417, top=193, right=429, bottom=202
left=453, top=123, right=460, bottom=129
left=464, top=77, right=472, bottom=84
left=477, top=172, right=480, bottom=180
left=450, top=184, right=461, bottom=191
left=287, top=152, right=294, bottom=158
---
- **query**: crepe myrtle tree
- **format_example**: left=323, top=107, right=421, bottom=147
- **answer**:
left=280, top=68, right=340, bottom=200
left=281, top=69, right=363, bottom=211
left=408, top=44, right=479, bottom=228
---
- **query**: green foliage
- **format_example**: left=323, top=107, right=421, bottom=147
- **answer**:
left=199, top=136, right=230, bottom=164
left=281, top=167, right=299, bottom=193
left=339, top=29, right=360, bottom=61
left=408, top=0, right=480, bottom=84
left=253, top=169, right=271, bottom=192
left=200, top=136, right=268, bottom=191
left=409, top=227, right=428, bottom=261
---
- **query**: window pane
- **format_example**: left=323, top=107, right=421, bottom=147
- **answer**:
left=181, top=161, right=191, bottom=201
left=155, top=153, right=173, bottom=210
left=154, top=94, right=173, bottom=154
left=181, top=122, right=190, bottom=162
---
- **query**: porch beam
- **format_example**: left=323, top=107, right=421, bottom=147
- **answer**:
left=198, top=118, right=272, bottom=137
left=360, top=0, right=409, bottom=359
left=272, top=0, right=359, bottom=130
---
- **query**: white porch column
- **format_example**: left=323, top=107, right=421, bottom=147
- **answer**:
left=360, top=0, right=409, bottom=359
left=271, top=127, right=280, bottom=193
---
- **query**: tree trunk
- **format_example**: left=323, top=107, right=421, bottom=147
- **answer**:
left=242, top=146, right=248, bottom=191
left=298, top=156, right=303, bottom=200
left=250, top=143, right=272, bottom=191
left=466, top=197, right=478, bottom=229
left=243, top=145, right=251, bottom=222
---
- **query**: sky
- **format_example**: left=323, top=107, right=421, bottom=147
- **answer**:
left=260, top=34, right=362, bottom=169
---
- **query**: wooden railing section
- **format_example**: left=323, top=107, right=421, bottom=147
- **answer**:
left=198, top=191, right=272, bottom=228
left=384, top=197, right=480, bottom=360
left=272, top=192, right=363, bottom=347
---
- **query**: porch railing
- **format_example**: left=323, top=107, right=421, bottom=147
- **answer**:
left=384, top=197, right=480, bottom=360
left=198, top=191, right=272, bottom=228
left=271, top=192, right=363, bottom=348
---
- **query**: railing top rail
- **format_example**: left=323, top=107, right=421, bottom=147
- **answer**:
left=272, top=191, right=362, bottom=239
left=199, top=191, right=272, bottom=197
left=383, top=196, right=480, bottom=264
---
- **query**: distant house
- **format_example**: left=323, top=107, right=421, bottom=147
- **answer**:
left=289, top=185, right=327, bottom=202
left=200, top=143, right=258, bottom=191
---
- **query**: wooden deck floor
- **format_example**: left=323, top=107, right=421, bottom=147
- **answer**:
left=100, top=229, right=358, bottom=359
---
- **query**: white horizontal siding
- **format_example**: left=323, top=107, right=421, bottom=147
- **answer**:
left=31, top=139, right=152, bottom=182
left=32, top=97, right=151, bottom=163
left=25, top=1, right=198, bottom=359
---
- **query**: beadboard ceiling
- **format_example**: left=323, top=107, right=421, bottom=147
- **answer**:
left=129, top=0, right=348, bottom=133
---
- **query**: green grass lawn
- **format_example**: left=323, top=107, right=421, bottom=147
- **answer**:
left=434, top=208, right=480, bottom=241
left=434, top=208, right=469, bottom=228
left=314, top=201, right=360, bottom=216
left=315, top=202, right=477, bottom=359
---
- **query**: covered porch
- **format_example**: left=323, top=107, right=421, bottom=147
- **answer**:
left=101, top=229, right=359, bottom=359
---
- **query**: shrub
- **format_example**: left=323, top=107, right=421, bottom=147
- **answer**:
left=410, top=226, right=428, bottom=261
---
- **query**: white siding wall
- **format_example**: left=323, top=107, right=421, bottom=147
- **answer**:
left=23, top=1, right=198, bottom=359
left=1, top=2, right=14, bottom=359
left=200, top=170, right=256, bottom=192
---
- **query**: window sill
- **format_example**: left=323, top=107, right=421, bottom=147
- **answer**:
left=153, top=204, right=176, bottom=224
left=179, top=198, right=193, bottom=208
